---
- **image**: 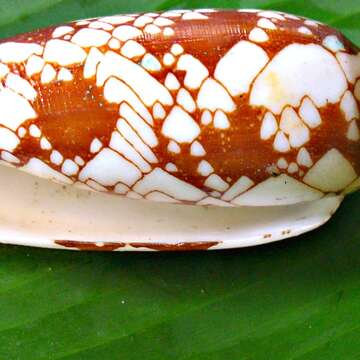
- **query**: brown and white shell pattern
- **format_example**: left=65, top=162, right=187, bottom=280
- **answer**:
left=0, top=9, right=359, bottom=250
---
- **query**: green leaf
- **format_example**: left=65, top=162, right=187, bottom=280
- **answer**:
left=0, top=1, right=359, bottom=359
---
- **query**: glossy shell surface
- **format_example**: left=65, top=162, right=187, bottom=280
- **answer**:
left=0, top=9, right=359, bottom=250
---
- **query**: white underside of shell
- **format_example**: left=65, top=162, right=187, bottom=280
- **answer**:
left=0, top=165, right=343, bottom=251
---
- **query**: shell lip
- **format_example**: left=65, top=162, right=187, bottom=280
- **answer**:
left=0, top=164, right=344, bottom=251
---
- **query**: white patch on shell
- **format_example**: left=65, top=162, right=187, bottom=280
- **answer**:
left=257, top=18, right=276, bottom=30
left=152, top=102, right=166, bottom=120
left=250, top=44, right=348, bottom=114
left=62, top=159, right=79, bottom=176
left=237, top=9, right=259, bottom=13
left=197, top=197, right=233, bottom=207
left=109, top=131, right=151, bottom=173
left=1, top=151, right=20, bottom=164
left=112, top=25, right=142, bottom=41
left=44, top=40, right=86, bottom=66
left=97, top=51, right=173, bottom=107
left=119, top=103, right=158, bottom=147
left=322, top=35, right=345, bottom=52
left=50, top=150, right=63, bottom=165
left=197, top=160, right=214, bottom=177
left=71, top=28, right=111, bottom=47
left=0, top=127, right=20, bottom=151
left=201, top=110, right=212, bottom=125
left=170, top=44, right=183, bottom=56
left=163, top=53, right=175, bottom=66
left=299, top=97, right=322, bottom=128
left=297, top=147, right=313, bottom=168
left=204, top=174, right=229, bottom=192
left=57, top=67, right=73, bottom=81
left=197, top=79, right=235, bottom=112
left=154, top=17, right=174, bottom=26
left=258, top=11, right=285, bottom=20
left=133, top=15, right=154, bottom=28
left=249, top=28, right=269, bottom=43
left=143, top=24, right=161, bottom=35
left=88, top=21, right=114, bottom=31
left=176, top=88, right=196, bottom=113
left=214, top=41, right=269, bottom=96
left=79, top=148, right=141, bottom=186
left=52, top=26, right=74, bottom=38
left=285, top=14, right=300, bottom=20
left=41, top=64, right=56, bottom=84
left=74, top=156, right=85, bottom=166
left=108, top=38, right=121, bottom=49
left=163, top=27, right=175, bottom=37
left=277, top=158, right=288, bottom=169
left=0, top=63, right=9, bottom=79
left=121, top=40, right=146, bottom=58
left=273, top=131, right=291, bottom=153
left=103, top=77, right=153, bottom=123
left=221, top=176, right=254, bottom=201
left=29, top=124, right=41, bottom=138
left=260, top=112, right=278, bottom=140
left=304, top=20, right=319, bottom=27
left=336, top=52, right=360, bottom=84
left=0, top=42, right=43, bottom=63
left=76, top=20, right=90, bottom=26
left=87, top=180, right=108, bottom=192
left=176, top=54, right=209, bottom=90
left=161, top=11, right=183, bottom=18
left=347, top=120, right=360, bottom=141
left=21, top=158, right=72, bottom=184
left=190, top=141, right=206, bottom=157
left=298, top=27, right=312, bottom=35
left=141, top=54, right=161, bottom=72
left=340, top=90, right=359, bottom=122
left=213, top=110, right=230, bottom=129
left=167, top=140, right=180, bottom=154
left=17, top=127, right=26, bottom=138
left=5, top=73, right=37, bottom=101
left=355, top=81, right=360, bottom=101
left=25, top=55, right=45, bottom=77
left=303, top=148, right=357, bottom=192
left=287, top=162, right=299, bottom=174
left=145, top=191, right=180, bottom=204
left=100, top=15, right=135, bottom=25
left=117, top=119, right=158, bottom=163
left=84, top=47, right=103, bottom=79
left=165, top=162, right=178, bottom=172
left=182, top=12, right=208, bottom=20
left=232, top=174, right=323, bottom=206
left=133, top=167, right=206, bottom=201
left=114, top=183, right=129, bottom=194
left=90, top=138, right=103, bottom=153
left=162, top=106, right=200, bottom=143
left=164, top=73, right=180, bottom=90
left=40, top=137, right=52, bottom=150
left=280, top=107, right=310, bottom=148
left=0, top=88, right=37, bottom=130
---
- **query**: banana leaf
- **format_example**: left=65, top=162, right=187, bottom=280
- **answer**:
left=0, top=0, right=359, bottom=358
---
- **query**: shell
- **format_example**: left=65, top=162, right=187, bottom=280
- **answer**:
left=0, top=9, right=358, bottom=250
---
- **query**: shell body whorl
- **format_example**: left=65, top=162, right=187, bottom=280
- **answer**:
left=0, top=9, right=359, bottom=207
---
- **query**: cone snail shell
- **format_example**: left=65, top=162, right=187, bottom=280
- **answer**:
left=0, top=9, right=359, bottom=250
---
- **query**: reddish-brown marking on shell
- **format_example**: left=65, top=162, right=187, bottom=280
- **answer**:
left=54, top=240, right=125, bottom=251
left=54, top=240, right=220, bottom=251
